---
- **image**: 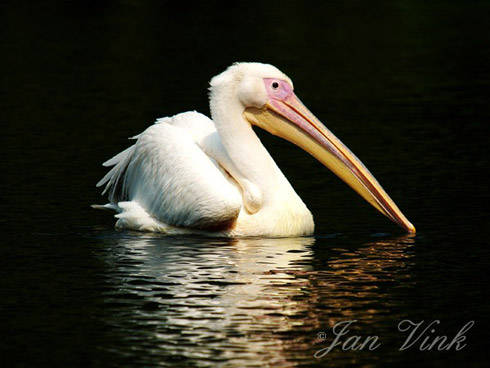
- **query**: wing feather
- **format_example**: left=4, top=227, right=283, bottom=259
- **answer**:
left=97, top=112, right=242, bottom=230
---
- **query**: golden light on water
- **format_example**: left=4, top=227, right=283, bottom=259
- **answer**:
left=99, top=234, right=416, bottom=365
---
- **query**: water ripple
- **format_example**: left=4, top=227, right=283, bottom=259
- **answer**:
left=91, top=233, right=416, bottom=367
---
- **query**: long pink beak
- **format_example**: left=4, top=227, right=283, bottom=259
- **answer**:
left=244, top=79, right=415, bottom=233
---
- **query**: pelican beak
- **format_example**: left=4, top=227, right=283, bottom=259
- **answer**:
left=243, top=81, right=415, bottom=233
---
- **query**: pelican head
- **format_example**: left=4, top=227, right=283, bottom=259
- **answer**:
left=210, top=62, right=415, bottom=233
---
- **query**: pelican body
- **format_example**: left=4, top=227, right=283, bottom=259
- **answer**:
left=95, top=63, right=415, bottom=237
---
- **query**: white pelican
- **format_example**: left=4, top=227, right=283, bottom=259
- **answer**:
left=95, top=62, right=415, bottom=237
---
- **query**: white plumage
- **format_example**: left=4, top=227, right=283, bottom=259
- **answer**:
left=98, top=112, right=241, bottom=232
left=95, top=62, right=415, bottom=236
left=97, top=108, right=313, bottom=236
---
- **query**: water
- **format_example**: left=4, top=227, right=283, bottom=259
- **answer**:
left=1, top=1, right=489, bottom=366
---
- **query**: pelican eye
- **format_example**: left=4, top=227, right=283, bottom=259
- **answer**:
left=272, top=81, right=279, bottom=89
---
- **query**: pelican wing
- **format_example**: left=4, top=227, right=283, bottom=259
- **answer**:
left=97, top=112, right=242, bottom=230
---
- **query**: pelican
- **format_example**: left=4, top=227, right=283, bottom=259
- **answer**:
left=95, top=62, right=415, bottom=237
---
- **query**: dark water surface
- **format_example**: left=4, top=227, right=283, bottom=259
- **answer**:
left=1, top=1, right=489, bottom=367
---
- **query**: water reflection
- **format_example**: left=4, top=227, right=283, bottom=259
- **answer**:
left=96, top=233, right=415, bottom=366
